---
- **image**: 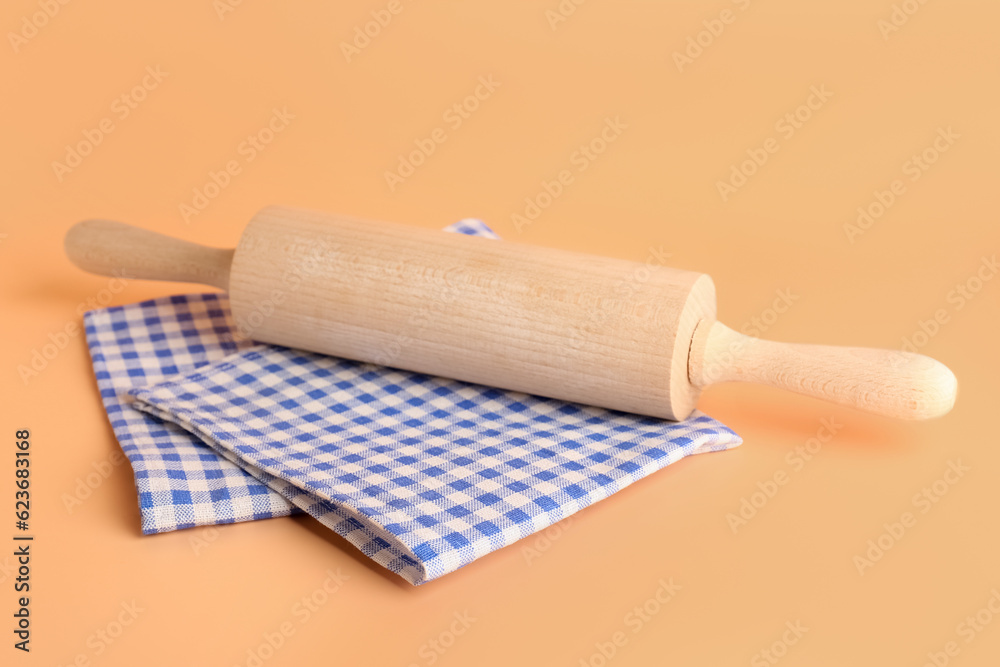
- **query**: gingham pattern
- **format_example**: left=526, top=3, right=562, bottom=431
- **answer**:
left=83, top=219, right=498, bottom=534
left=447, top=218, right=501, bottom=239
left=129, top=347, right=741, bottom=584
left=85, top=218, right=742, bottom=584
left=84, top=293, right=299, bottom=533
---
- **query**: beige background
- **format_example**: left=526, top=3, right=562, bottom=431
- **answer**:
left=2, top=1, right=998, bottom=665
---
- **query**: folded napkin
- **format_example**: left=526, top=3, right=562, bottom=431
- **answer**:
left=85, top=292, right=298, bottom=531
left=84, top=220, right=741, bottom=584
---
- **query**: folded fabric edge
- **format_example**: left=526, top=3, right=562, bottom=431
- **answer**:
left=126, top=387, right=740, bottom=584
left=125, top=395, right=431, bottom=585
left=77, top=220, right=502, bottom=541
left=82, top=303, right=302, bottom=535
left=686, top=417, right=742, bottom=454
left=411, top=422, right=740, bottom=582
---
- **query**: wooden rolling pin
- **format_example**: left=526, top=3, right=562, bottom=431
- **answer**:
left=64, top=205, right=957, bottom=421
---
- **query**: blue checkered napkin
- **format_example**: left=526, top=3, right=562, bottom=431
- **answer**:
left=85, top=217, right=741, bottom=584
left=127, top=349, right=740, bottom=584
left=446, top=218, right=501, bottom=239
left=83, top=219, right=498, bottom=535
left=84, top=294, right=300, bottom=533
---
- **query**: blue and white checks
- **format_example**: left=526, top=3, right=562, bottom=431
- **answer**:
left=84, top=293, right=299, bottom=533
left=84, top=219, right=741, bottom=584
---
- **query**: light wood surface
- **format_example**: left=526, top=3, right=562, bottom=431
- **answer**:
left=64, top=219, right=234, bottom=291
left=64, top=206, right=958, bottom=421
left=688, top=320, right=957, bottom=420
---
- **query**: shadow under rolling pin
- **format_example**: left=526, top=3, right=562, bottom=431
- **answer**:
left=64, top=205, right=957, bottom=422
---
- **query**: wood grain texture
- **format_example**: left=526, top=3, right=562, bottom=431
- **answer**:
left=64, top=219, right=233, bottom=290
left=688, top=320, right=957, bottom=420
left=63, top=207, right=959, bottom=421
left=228, top=206, right=714, bottom=420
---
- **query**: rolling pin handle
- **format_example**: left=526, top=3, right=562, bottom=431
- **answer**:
left=688, top=319, right=957, bottom=420
left=64, top=219, right=234, bottom=291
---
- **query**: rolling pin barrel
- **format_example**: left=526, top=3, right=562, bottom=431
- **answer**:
left=64, top=205, right=958, bottom=421
left=228, top=206, right=715, bottom=420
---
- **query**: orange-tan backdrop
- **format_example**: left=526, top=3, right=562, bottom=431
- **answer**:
left=1, top=1, right=998, bottom=665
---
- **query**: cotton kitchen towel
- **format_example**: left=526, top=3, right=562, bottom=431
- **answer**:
left=83, top=219, right=499, bottom=534
left=84, top=291, right=298, bottom=532
left=85, top=220, right=742, bottom=584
